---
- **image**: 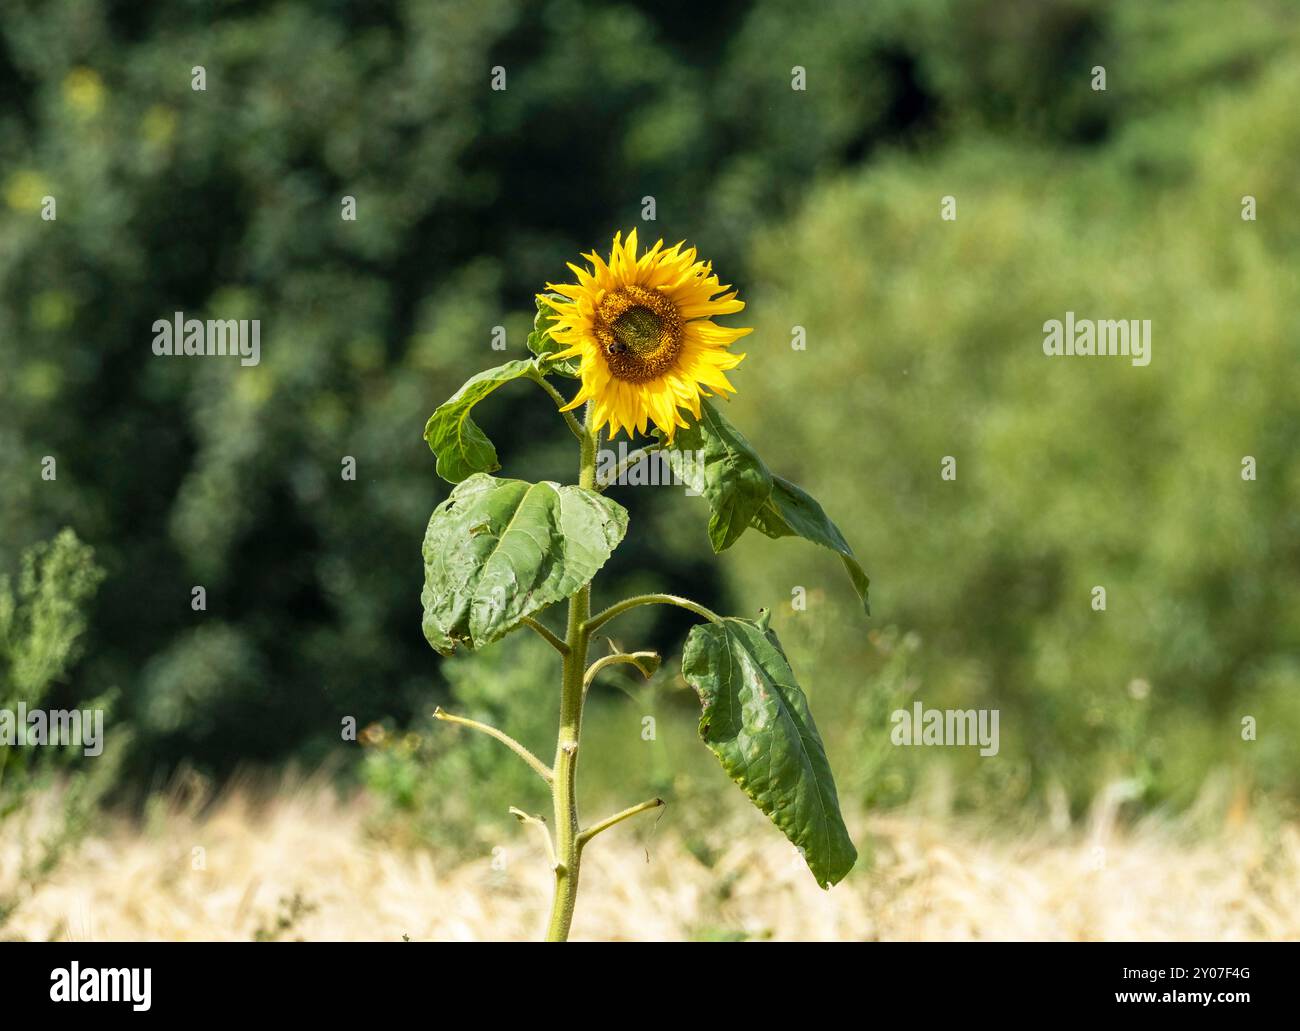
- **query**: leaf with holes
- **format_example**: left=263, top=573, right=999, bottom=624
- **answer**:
left=421, top=474, right=627, bottom=654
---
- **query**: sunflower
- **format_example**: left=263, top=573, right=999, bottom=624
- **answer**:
left=540, top=229, right=751, bottom=442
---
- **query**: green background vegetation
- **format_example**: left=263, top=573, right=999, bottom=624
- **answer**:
left=2, top=0, right=1297, bottom=850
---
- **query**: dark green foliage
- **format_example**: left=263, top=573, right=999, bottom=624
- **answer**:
left=1, top=0, right=1295, bottom=821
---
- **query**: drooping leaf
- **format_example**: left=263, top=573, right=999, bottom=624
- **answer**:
left=660, top=399, right=869, bottom=613
left=682, top=612, right=857, bottom=888
left=752, top=477, right=871, bottom=615
left=658, top=400, right=772, bottom=551
left=421, top=474, right=627, bottom=654
left=527, top=293, right=579, bottom=378
left=423, top=359, right=536, bottom=484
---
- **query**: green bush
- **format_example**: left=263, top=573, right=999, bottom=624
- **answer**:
left=0, top=529, right=120, bottom=927
left=361, top=631, right=555, bottom=852
left=725, top=44, right=1300, bottom=815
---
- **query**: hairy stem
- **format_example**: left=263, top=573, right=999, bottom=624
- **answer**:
left=577, top=797, right=665, bottom=846
left=510, top=807, right=557, bottom=868
left=527, top=367, right=586, bottom=441
left=521, top=616, right=569, bottom=656
left=585, top=593, right=723, bottom=636
left=583, top=651, right=660, bottom=691
left=545, top=404, right=597, bottom=941
left=433, top=707, right=553, bottom=784
left=595, top=443, right=664, bottom=492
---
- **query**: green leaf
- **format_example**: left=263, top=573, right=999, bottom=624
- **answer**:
left=423, top=359, right=536, bottom=484
left=421, top=474, right=628, bottom=654
left=658, top=400, right=772, bottom=551
left=660, top=399, right=869, bottom=613
left=682, top=613, right=857, bottom=888
left=528, top=293, right=579, bottom=378
left=752, top=477, right=871, bottom=615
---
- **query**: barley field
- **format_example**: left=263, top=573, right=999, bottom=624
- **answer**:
left=5, top=780, right=1296, bottom=942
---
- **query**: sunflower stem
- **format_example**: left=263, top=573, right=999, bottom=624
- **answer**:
left=433, top=707, right=553, bottom=784
left=545, top=404, right=597, bottom=942
left=585, top=593, right=723, bottom=636
left=527, top=367, right=586, bottom=441
left=510, top=807, right=558, bottom=869
left=583, top=650, right=660, bottom=693
left=520, top=616, right=569, bottom=656
left=596, top=443, right=665, bottom=491
left=577, top=797, right=665, bottom=847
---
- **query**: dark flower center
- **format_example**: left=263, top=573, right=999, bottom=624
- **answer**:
left=612, top=306, right=663, bottom=354
left=595, top=285, right=683, bottom=383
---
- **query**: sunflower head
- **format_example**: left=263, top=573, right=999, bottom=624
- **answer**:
left=539, top=229, right=751, bottom=442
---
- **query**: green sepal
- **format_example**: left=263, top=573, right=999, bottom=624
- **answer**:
left=528, top=293, right=580, bottom=378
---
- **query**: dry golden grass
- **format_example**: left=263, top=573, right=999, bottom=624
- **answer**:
left=4, top=779, right=1298, bottom=942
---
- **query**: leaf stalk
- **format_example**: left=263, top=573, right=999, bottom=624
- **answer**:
left=585, top=593, right=722, bottom=636
left=577, top=797, right=665, bottom=847
left=433, top=707, right=553, bottom=784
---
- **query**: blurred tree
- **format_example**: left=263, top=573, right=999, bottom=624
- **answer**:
left=1, top=0, right=1295, bottom=817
